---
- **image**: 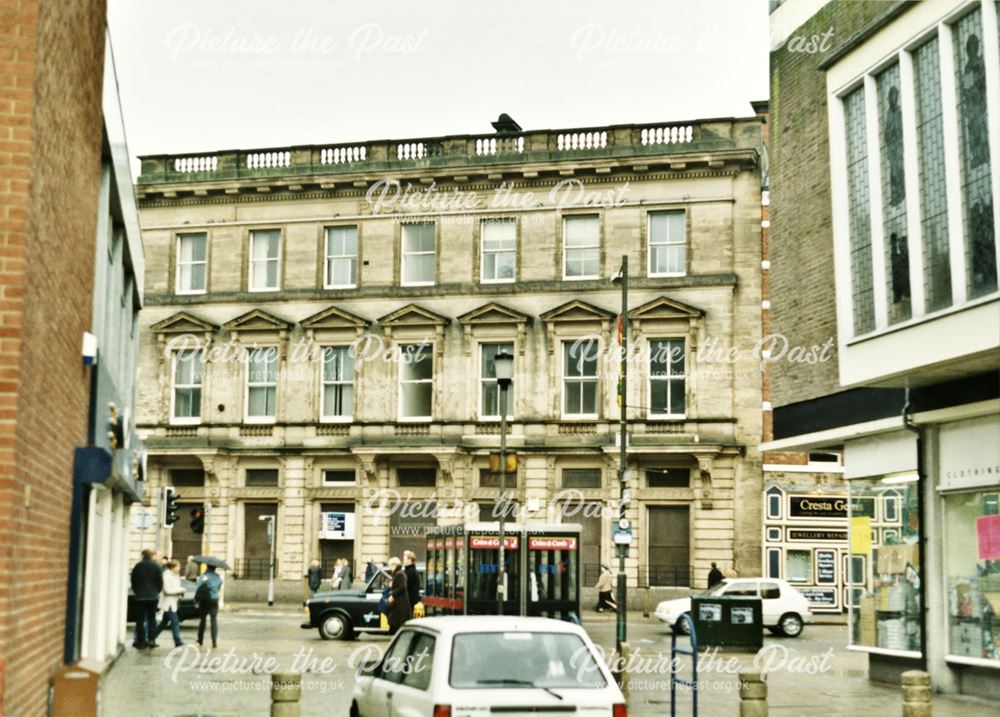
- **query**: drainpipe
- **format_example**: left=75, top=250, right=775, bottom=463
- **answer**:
left=901, top=388, right=928, bottom=665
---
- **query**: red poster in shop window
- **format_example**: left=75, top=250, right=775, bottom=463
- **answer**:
left=977, top=514, right=1000, bottom=560
left=528, top=536, right=578, bottom=551
left=469, top=536, right=518, bottom=549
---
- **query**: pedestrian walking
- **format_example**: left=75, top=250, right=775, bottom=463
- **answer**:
left=195, top=564, right=223, bottom=649
left=595, top=565, right=617, bottom=612
left=339, top=559, right=353, bottom=590
left=184, top=555, right=200, bottom=581
left=154, top=560, right=185, bottom=647
left=364, top=557, right=379, bottom=583
left=384, top=556, right=411, bottom=634
left=130, top=548, right=163, bottom=648
left=707, top=562, right=724, bottom=588
left=306, top=559, right=323, bottom=596
left=332, top=559, right=344, bottom=590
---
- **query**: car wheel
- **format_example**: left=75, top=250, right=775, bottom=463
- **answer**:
left=319, top=612, right=353, bottom=640
left=778, top=613, right=803, bottom=637
left=673, top=613, right=691, bottom=635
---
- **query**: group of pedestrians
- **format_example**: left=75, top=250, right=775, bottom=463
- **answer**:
left=129, top=549, right=223, bottom=650
left=305, top=558, right=354, bottom=595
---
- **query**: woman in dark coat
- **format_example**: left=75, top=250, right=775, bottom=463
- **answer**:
left=385, top=557, right=411, bottom=633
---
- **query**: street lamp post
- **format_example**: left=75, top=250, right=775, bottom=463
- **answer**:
left=494, top=350, right=514, bottom=616
left=260, top=514, right=276, bottom=607
left=612, top=257, right=629, bottom=648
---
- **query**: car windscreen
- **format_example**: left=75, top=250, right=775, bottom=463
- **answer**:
left=449, top=632, right=608, bottom=689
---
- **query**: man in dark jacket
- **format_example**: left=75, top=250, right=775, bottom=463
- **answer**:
left=707, top=562, right=725, bottom=588
left=403, top=550, right=421, bottom=608
left=306, top=559, right=323, bottom=596
left=385, top=557, right=411, bottom=633
left=364, top=558, right=379, bottom=583
left=131, top=548, right=164, bottom=648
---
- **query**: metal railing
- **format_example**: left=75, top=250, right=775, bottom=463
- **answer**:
left=234, top=557, right=278, bottom=580
left=639, top=565, right=694, bottom=588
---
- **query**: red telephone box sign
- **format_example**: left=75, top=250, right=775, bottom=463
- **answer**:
left=528, top=536, right=577, bottom=551
left=469, top=535, right=519, bottom=549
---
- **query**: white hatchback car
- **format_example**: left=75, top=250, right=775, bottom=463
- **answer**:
left=654, top=577, right=813, bottom=637
left=351, top=616, right=628, bottom=717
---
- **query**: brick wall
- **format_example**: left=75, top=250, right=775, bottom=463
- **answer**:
left=768, top=1, right=897, bottom=408
left=0, top=0, right=106, bottom=714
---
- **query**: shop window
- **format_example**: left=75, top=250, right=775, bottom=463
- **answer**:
left=847, top=476, right=922, bottom=653
left=785, top=550, right=812, bottom=583
left=943, top=489, right=1000, bottom=663
left=766, top=486, right=783, bottom=519
left=766, top=528, right=781, bottom=542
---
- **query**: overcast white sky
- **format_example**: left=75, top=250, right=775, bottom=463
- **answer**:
left=106, top=0, right=768, bottom=161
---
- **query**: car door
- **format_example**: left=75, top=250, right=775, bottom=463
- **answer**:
left=759, top=581, right=783, bottom=624
left=363, top=630, right=416, bottom=717
left=390, top=631, right=437, bottom=717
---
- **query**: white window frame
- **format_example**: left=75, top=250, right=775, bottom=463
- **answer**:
left=647, top=338, right=686, bottom=419
left=244, top=346, right=278, bottom=423
left=647, top=210, right=687, bottom=277
left=398, top=343, right=433, bottom=421
left=562, top=215, right=600, bottom=280
left=175, top=233, right=207, bottom=294
left=401, top=223, right=436, bottom=287
left=248, top=229, right=281, bottom=292
left=478, top=341, right=514, bottom=420
left=561, top=340, right=599, bottom=419
left=480, top=219, right=516, bottom=284
left=170, top=349, right=203, bottom=425
left=324, top=225, right=358, bottom=289
left=320, top=345, right=354, bottom=422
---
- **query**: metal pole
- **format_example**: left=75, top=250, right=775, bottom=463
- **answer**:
left=498, top=383, right=508, bottom=616
left=617, top=256, right=629, bottom=648
left=267, top=516, right=276, bottom=607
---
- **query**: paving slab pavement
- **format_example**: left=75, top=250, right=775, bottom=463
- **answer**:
left=99, top=605, right=1000, bottom=717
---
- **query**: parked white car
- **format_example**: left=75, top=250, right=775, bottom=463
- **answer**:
left=654, top=577, right=813, bottom=637
left=351, top=616, right=628, bottom=717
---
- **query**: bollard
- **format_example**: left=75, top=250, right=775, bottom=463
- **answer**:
left=615, top=641, right=633, bottom=701
left=901, top=670, right=932, bottom=717
left=271, top=671, right=302, bottom=717
left=739, top=671, right=768, bottom=717
left=643, top=588, right=651, bottom=618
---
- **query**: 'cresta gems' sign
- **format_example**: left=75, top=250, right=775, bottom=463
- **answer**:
left=788, top=496, right=849, bottom=518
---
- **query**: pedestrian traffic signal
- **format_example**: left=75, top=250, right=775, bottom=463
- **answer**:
left=190, top=507, right=205, bottom=534
left=163, top=487, right=180, bottom=527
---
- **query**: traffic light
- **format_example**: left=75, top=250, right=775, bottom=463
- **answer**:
left=190, top=507, right=205, bottom=535
left=163, top=487, right=180, bottom=527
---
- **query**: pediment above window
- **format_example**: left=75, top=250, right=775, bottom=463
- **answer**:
left=223, top=309, right=292, bottom=338
left=628, top=296, right=703, bottom=328
left=457, top=302, right=531, bottom=326
left=150, top=311, right=218, bottom=336
left=378, top=303, right=450, bottom=338
left=300, top=305, right=370, bottom=338
left=540, top=299, right=615, bottom=325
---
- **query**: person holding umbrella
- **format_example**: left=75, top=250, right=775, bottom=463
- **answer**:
left=193, top=556, right=229, bottom=649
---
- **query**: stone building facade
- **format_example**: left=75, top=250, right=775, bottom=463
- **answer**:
left=130, top=115, right=767, bottom=599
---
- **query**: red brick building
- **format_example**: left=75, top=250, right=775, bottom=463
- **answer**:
left=0, top=2, right=145, bottom=715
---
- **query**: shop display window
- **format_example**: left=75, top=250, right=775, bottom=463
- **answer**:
left=847, top=474, right=922, bottom=653
left=943, top=490, right=1000, bottom=663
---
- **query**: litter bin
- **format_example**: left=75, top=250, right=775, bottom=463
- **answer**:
left=51, top=659, right=103, bottom=717
left=691, top=596, right=763, bottom=650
